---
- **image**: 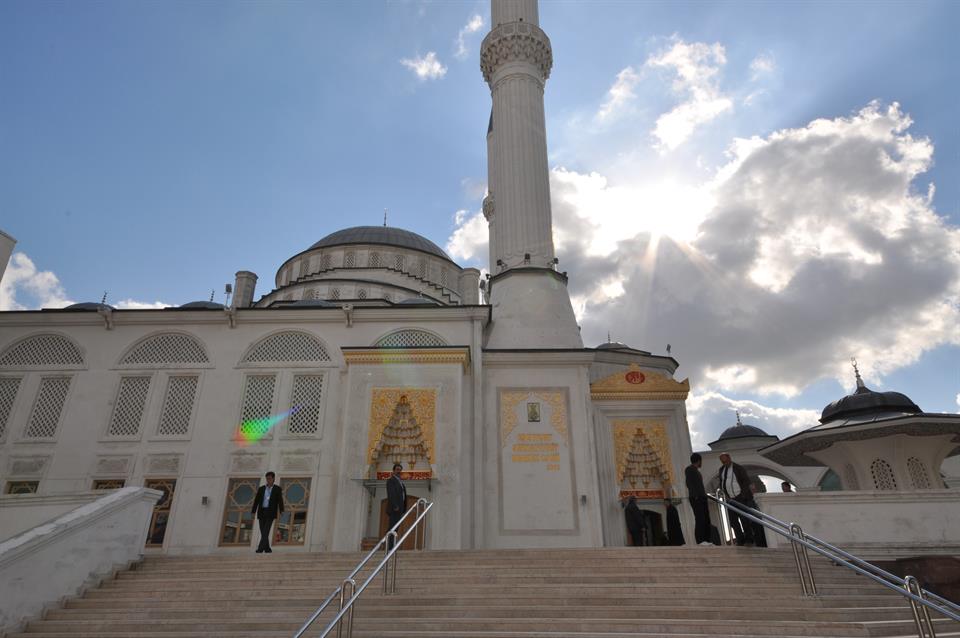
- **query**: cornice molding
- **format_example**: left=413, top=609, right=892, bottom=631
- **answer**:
left=342, top=347, right=470, bottom=369
left=480, top=22, right=552, bottom=84
left=589, top=364, right=690, bottom=401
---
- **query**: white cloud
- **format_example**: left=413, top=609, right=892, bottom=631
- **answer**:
left=114, top=299, right=171, bottom=310
left=596, top=66, right=640, bottom=121
left=455, top=14, right=485, bottom=60
left=686, top=390, right=820, bottom=449
left=647, top=39, right=733, bottom=152
left=400, top=52, right=447, bottom=81
left=0, top=252, right=73, bottom=310
left=749, top=53, right=776, bottom=80
left=956, top=393, right=960, bottom=412
left=446, top=208, right=488, bottom=264
left=449, top=101, right=960, bottom=399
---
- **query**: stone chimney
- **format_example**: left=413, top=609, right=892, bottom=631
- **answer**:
left=0, top=229, right=16, bottom=286
left=232, top=271, right=258, bottom=308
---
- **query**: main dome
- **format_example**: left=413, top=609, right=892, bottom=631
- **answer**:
left=310, top=226, right=451, bottom=261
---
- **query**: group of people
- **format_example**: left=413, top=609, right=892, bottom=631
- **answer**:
left=686, top=452, right=767, bottom=547
left=250, top=463, right=409, bottom=554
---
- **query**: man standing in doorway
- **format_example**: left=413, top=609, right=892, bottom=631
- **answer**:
left=386, top=463, right=407, bottom=549
left=685, top=452, right=711, bottom=545
left=252, top=471, right=284, bottom=553
left=718, top=453, right=754, bottom=546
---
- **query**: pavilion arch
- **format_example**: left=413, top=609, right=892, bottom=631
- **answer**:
left=705, top=463, right=817, bottom=494
left=239, top=330, right=335, bottom=366
left=118, top=331, right=211, bottom=368
left=0, top=332, right=86, bottom=368
left=372, top=328, right=448, bottom=348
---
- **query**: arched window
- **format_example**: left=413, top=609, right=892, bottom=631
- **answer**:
left=120, top=333, right=209, bottom=367
left=344, top=251, right=356, bottom=268
left=241, top=331, right=331, bottom=364
left=818, top=469, right=843, bottom=491
left=0, top=334, right=84, bottom=367
left=842, top=463, right=861, bottom=490
left=870, top=458, right=897, bottom=490
left=907, top=457, right=931, bottom=489
left=369, top=252, right=381, bottom=268
left=374, top=329, right=448, bottom=348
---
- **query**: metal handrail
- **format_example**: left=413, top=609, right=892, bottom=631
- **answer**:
left=292, top=498, right=432, bottom=638
left=708, top=491, right=960, bottom=637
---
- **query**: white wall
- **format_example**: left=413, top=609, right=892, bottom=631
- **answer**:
left=0, top=492, right=103, bottom=541
left=0, top=487, right=160, bottom=633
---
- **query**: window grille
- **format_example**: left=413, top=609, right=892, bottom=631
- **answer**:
left=220, top=478, right=258, bottom=545
left=842, top=463, right=860, bottom=490
left=418, top=258, right=427, bottom=279
left=329, top=287, right=340, bottom=300
left=870, top=458, right=897, bottom=490
left=120, top=333, right=209, bottom=366
left=440, top=268, right=448, bottom=288
left=6, top=480, right=38, bottom=494
left=306, top=288, right=319, bottom=300
left=344, top=252, right=356, bottom=268
left=320, top=253, right=332, bottom=271
left=0, top=377, right=22, bottom=439
left=239, top=375, right=276, bottom=439
left=394, top=254, right=405, bottom=271
left=0, top=334, right=83, bottom=367
left=357, top=288, right=367, bottom=299
left=144, top=478, right=176, bottom=547
left=93, top=479, right=125, bottom=490
left=242, top=332, right=331, bottom=364
left=107, top=376, right=151, bottom=437
left=374, top=330, right=448, bottom=348
left=907, top=457, right=931, bottom=489
left=384, top=293, right=392, bottom=302
left=288, top=375, right=323, bottom=435
left=24, top=377, right=71, bottom=438
left=157, top=376, right=198, bottom=437
left=275, top=478, right=311, bottom=545
left=369, top=252, right=381, bottom=268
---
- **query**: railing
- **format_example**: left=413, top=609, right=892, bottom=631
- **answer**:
left=292, top=498, right=432, bottom=638
left=709, top=490, right=960, bottom=638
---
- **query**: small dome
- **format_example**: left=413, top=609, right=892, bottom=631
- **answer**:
left=64, top=302, right=114, bottom=310
left=718, top=424, right=771, bottom=440
left=289, top=299, right=338, bottom=307
left=180, top=301, right=225, bottom=309
left=310, top=226, right=451, bottom=261
left=397, top=297, right=439, bottom=306
left=820, top=384, right=921, bottom=424
left=596, top=341, right=631, bottom=350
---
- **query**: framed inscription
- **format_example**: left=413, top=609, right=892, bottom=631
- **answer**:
left=526, top=402, right=541, bottom=422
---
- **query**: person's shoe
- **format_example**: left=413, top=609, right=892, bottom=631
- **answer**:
left=699, top=541, right=713, bottom=546
left=265, top=548, right=272, bottom=553
left=255, top=549, right=263, bottom=553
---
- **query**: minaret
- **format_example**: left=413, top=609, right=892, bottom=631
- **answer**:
left=480, top=0, right=582, bottom=348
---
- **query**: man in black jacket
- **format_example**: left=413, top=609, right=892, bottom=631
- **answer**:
left=251, top=471, right=284, bottom=553
left=386, top=463, right=406, bottom=549
left=685, top=452, right=711, bottom=544
left=718, top=453, right=755, bottom=546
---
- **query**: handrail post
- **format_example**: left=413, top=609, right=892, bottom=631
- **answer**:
left=789, top=522, right=817, bottom=597
left=336, top=578, right=356, bottom=638
left=382, top=530, right=397, bottom=594
left=715, top=489, right=733, bottom=546
left=905, top=575, right=937, bottom=638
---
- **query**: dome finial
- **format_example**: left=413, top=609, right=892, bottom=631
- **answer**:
left=851, top=357, right=866, bottom=390
left=101, top=291, right=108, bottom=304
left=735, top=410, right=742, bottom=426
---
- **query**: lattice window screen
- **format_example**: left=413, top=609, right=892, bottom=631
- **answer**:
left=239, top=375, right=276, bottom=439
left=121, top=334, right=209, bottom=366
left=288, top=375, right=323, bottom=435
left=369, top=252, right=381, bottom=268
left=357, top=288, right=367, bottom=299
left=842, top=463, right=860, bottom=490
left=394, top=254, right=405, bottom=271
left=374, top=330, right=448, bottom=348
left=157, top=376, right=198, bottom=437
left=344, top=252, right=356, bottom=268
left=320, top=253, right=332, bottom=270
left=242, top=332, right=331, bottom=363
left=870, top=458, right=897, bottom=490
left=383, top=293, right=392, bottom=302
left=107, top=377, right=151, bottom=437
left=907, top=457, right=931, bottom=489
left=0, top=377, right=22, bottom=439
left=418, top=259, right=427, bottom=279
left=24, top=377, right=71, bottom=438
left=440, top=269, right=448, bottom=288
left=0, top=335, right=83, bottom=367
left=306, top=289, right=319, bottom=300
left=329, top=287, right=340, bottom=300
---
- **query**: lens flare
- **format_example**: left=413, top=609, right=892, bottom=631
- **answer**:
left=238, top=406, right=300, bottom=445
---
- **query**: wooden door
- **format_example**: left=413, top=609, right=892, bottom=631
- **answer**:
left=379, top=495, right=424, bottom=550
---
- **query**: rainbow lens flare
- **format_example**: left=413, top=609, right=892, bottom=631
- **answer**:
left=238, top=406, right=300, bottom=445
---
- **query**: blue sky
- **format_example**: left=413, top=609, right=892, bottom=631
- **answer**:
left=2, top=0, right=957, bottom=446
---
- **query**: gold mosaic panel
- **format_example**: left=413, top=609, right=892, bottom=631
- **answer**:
left=612, top=419, right=673, bottom=485
left=500, top=390, right=568, bottom=447
left=367, top=388, right=437, bottom=465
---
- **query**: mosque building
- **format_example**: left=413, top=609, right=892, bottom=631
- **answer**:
left=0, top=0, right=694, bottom=553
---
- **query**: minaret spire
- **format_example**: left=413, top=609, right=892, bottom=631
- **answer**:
left=480, top=0, right=581, bottom=348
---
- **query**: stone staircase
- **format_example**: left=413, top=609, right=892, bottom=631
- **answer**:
left=9, top=546, right=960, bottom=637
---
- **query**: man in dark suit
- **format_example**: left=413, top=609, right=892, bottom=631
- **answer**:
left=622, top=495, right=645, bottom=546
left=718, top=453, right=755, bottom=546
left=685, top=452, right=711, bottom=544
left=251, top=471, right=284, bottom=553
left=386, top=463, right=406, bottom=549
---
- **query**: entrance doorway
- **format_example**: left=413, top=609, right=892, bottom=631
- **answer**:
left=378, top=495, right=424, bottom=550
left=626, top=509, right=663, bottom=546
